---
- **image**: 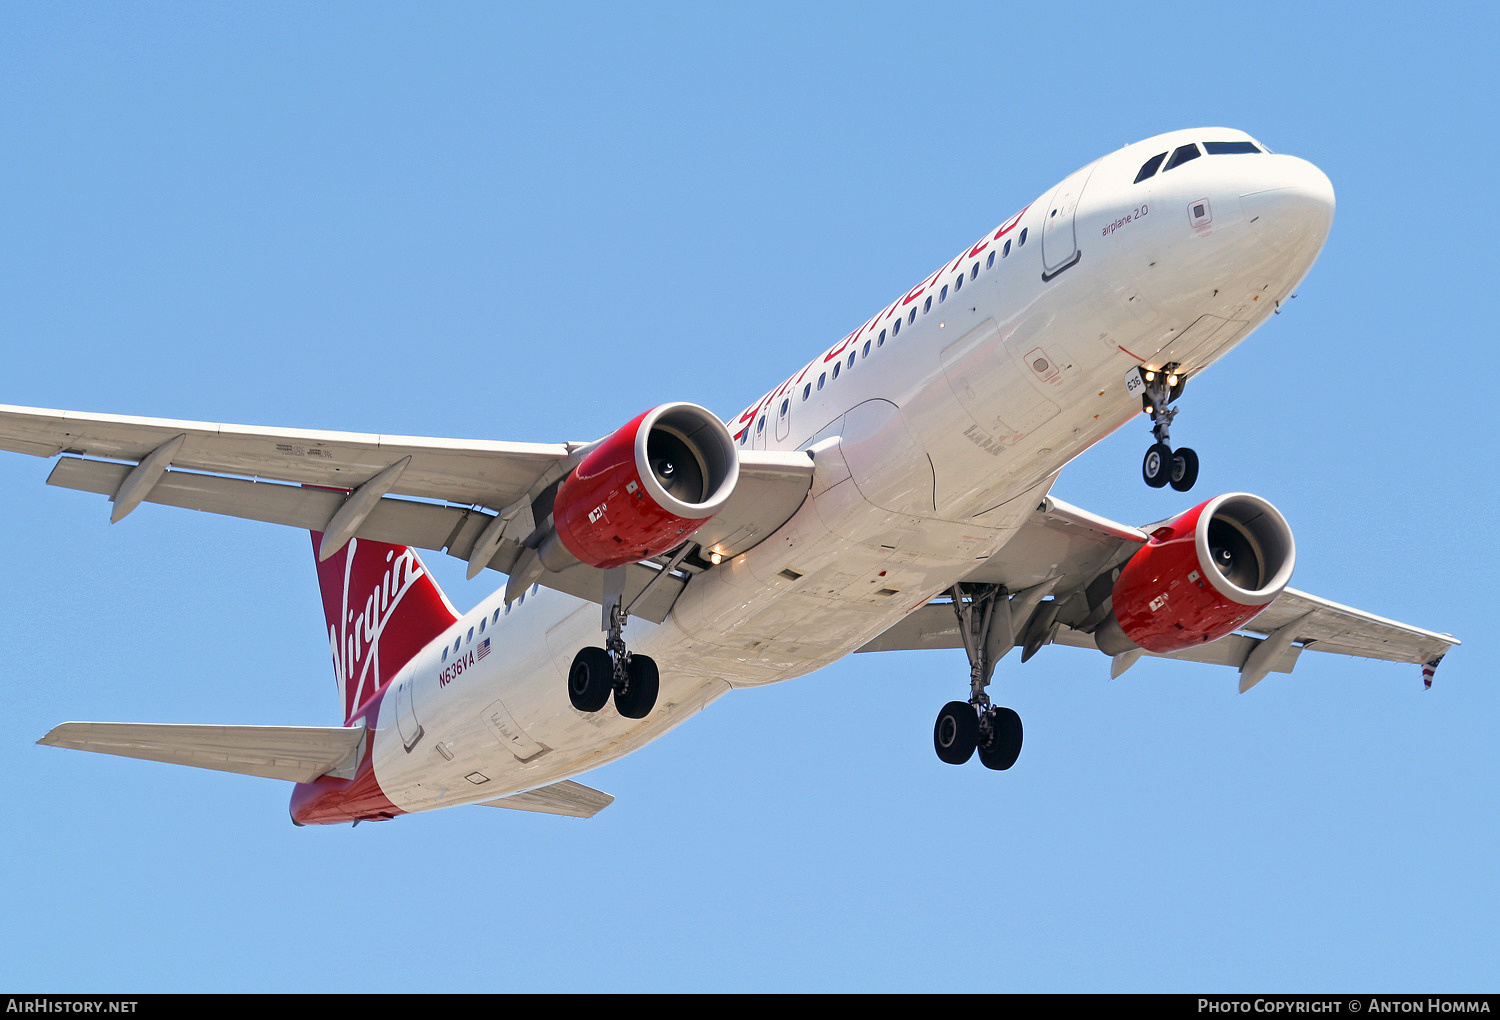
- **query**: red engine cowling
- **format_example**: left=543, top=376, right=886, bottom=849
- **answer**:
left=549, top=402, right=739, bottom=569
left=1094, top=493, right=1296, bottom=655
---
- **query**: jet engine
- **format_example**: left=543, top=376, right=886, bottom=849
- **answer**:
left=1093, top=493, right=1295, bottom=655
left=545, top=402, right=739, bottom=570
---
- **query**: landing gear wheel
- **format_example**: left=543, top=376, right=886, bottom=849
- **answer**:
left=568, top=647, right=613, bottom=713
left=1142, top=443, right=1173, bottom=488
left=614, top=655, right=660, bottom=719
left=934, top=701, right=978, bottom=765
left=1169, top=447, right=1199, bottom=492
left=977, top=707, right=1023, bottom=771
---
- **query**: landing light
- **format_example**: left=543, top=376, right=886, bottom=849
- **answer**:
left=1167, top=374, right=1179, bottom=387
left=709, top=551, right=723, bottom=565
left=1144, top=371, right=1156, bottom=382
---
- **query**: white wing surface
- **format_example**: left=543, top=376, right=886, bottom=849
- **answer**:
left=859, top=495, right=1459, bottom=688
left=0, top=403, right=813, bottom=622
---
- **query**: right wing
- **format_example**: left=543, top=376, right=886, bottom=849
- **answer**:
left=0, top=403, right=813, bottom=622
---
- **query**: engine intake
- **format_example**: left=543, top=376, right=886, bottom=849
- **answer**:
left=1095, top=493, right=1296, bottom=655
left=548, top=402, right=738, bottom=570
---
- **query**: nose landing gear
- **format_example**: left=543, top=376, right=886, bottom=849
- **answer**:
left=930, top=584, right=1026, bottom=771
left=1137, top=363, right=1198, bottom=492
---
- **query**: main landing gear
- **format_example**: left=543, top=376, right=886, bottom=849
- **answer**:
left=1137, top=362, right=1199, bottom=492
left=568, top=590, right=659, bottom=719
left=932, top=584, right=1024, bottom=771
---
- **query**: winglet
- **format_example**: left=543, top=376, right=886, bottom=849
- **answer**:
left=1422, top=655, right=1444, bottom=690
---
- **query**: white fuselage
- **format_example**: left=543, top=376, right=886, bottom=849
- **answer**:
left=366, top=128, right=1335, bottom=812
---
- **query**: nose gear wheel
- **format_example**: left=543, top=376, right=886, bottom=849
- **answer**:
left=1136, top=363, right=1197, bottom=492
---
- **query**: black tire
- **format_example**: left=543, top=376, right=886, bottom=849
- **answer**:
left=615, top=655, right=660, bottom=719
left=1142, top=443, right=1172, bottom=488
left=934, top=701, right=978, bottom=765
left=1169, top=447, right=1199, bottom=492
left=977, top=707, right=1023, bottom=771
left=568, top=647, right=613, bottom=713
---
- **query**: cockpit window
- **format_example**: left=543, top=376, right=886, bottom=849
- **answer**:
left=1163, top=143, right=1201, bottom=171
left=1135, top=152, right=1167, bottom=183
left=1204, top=140, right=1261, bottom=155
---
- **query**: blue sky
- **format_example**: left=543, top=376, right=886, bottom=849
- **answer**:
left=1, top=2, right=1495, bottom=992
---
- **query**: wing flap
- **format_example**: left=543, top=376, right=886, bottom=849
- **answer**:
left=854, top=606, right=1302, bottom=675
left=476, top=779, right=614, bottom=818
left=37, top=722, right=365, bottom=783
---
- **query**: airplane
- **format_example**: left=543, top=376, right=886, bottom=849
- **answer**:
left=11, top=127, right=1458, bottom=824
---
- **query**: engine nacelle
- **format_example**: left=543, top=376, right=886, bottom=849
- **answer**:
left=1095, top=493, right=1296, bottom=655
left=550, top=402, right=739, bottom=569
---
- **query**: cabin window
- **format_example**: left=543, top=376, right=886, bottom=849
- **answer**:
left=891, top=319, right=900, bottom=337
left=923, top=297, right=932, bottom=313
left=1164, top=144, right=1201, bottom=171
left=757, top=415, right=765, bottom=433
left=940, top=285, right=949, bottom=302
left=986, top=252, right=996, bottom=268
left=1135, top=151, right=1167, bottom=182
left=832, top=362, right=841, bottom=380
left=862, top=340, right=871, bottom=358
left=878, top=328, right=887, bottom=346
left=908, top=308, right=917, bottom=324
left=818, top=372, right=826, bottom=390
left=954, top=274, right=962, bottom=292
left=453, top=637, right=461, bottom=653
left=970, top=263, right=979, bottom=280
left=493, top=608, right=501, bottom=623
left=1003, top=239, right=1011, bottom=257
left=479, top=618, right=485, bottom=634
left=847, top=351, right=856, bottom=368
left=802, top=383, right=811, bottom=400
left=442, top=647, right=448, bottom=662
left=1204, top=140, right=1260, bottom=154
left=1018, top=227, right=1028, bottom=245
left=779, top=398, right=789, bottom=417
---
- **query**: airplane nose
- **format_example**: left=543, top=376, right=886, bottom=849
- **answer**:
left=1240, top=156, right=1335, bottom=254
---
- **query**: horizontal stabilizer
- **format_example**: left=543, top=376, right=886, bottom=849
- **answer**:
left=476, top=779, right=614, bottom=818
left=38, top=722, right=365, bottom=783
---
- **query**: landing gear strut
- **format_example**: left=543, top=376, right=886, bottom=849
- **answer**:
left=1137, top=362, right=1198, bottom=492
left=931, top=584, right=1025, bottom=771
left=568, top=578, right=659, bottom=719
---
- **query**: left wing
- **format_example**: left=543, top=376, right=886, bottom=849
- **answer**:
left=0, top=403, right=813, bottom=622
left=858, top=495, right=1459, bottom=690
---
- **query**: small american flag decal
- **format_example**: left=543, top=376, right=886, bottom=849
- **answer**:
left=477, top=637, right=491, bottom=661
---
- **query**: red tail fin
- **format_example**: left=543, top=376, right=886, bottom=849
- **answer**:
left=311, top=534, right=459, bottom=724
